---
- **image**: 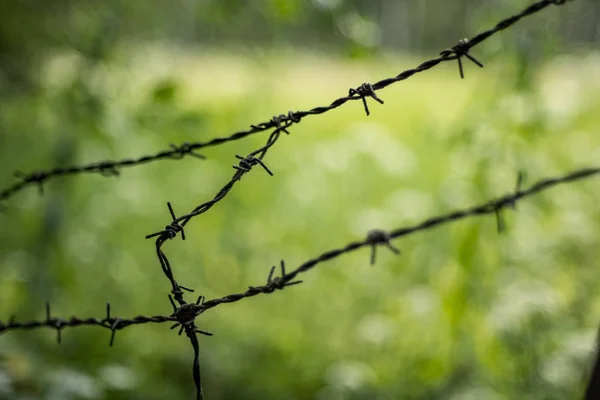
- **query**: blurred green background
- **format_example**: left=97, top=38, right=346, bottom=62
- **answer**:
left=1, top=0, right=600, bottom=399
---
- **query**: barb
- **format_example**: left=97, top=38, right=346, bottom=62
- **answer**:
left=366, top=229, right=401, bottom=265
left=233, top=154, right=273, bottom=176
left=439, top=38, right=484, bottom=79
left=168, top=295, right=213, bottom=337
left=167, top=294, right=212, bottom=400
left=496, top=170, right=527, bottom=234
left=146, top=202, right=187, bottom=241
left=13, top=171, right=45, bottom=195
left=0, top=0, right=571, bottom=205
left=199, top=166, right=600, bottom=311
left=349, top=83, right=384, bottom=116
left=248, top=260, right=303, bottom=293
left=169, top=143, right=206, bottom=160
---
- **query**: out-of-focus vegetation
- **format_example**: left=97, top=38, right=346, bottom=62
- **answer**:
left=1, top=1, right=600, bottom=399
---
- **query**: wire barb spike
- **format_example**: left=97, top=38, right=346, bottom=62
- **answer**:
left=170, top=142, right=206, bottom=160
left=45, top=302, right=63, bottom=344
left=497, top=169, right=527, bottom=234
left=495, top=207, right=506, bottom=234
left=169, top=295, right=212, bottom=338
left=511, top=170, right=526, bottom=210
left=440, top=38, right=484, bottom=79
left=98, top=161, right=120, bottom=177
left=264, top=260, right=303, bottom=292
left=145, top=202, right=186, bottom=240
left=15, top=170, right=46, bottom=195
left=366, top=229, right=401, bottom=265
left=349, top=83, right=384, bottom=116
left=271, top=115, right=291, bottom=135
left=109, top=318, right=121, bottom=347
left=233, top=155, right=273, bottom=176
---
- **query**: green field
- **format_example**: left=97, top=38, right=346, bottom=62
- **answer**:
left=1, top=46, right=600, bottom=399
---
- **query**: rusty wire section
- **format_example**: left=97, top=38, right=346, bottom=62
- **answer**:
left=0, top=1, right=585, bottom=399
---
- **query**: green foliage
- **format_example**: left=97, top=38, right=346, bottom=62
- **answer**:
left=0, top=46, right=599, bottom=399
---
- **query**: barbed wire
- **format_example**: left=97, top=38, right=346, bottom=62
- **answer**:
left=196, top=166, right=600, bottom=312
left=2, top=164, right=597, bottom=397
left=2, top=0, right=581, bottom=398
left=143, top=0, right=574, bottom=313
left=0, top=302, right=176, bottom=346
left=0, top=0, right=585, bottom=399
left=0, top=0, right=572, bottom=207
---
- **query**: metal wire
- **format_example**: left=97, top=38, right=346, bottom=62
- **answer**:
left=0, top=302, right=177, bottom=347
left=2, top=165, right=597, bottom=396
left=0, top=0, right=572, bottom=206
left=0, top=1, right=584, bottom=399
left=196, top=166, right=600, bottom=312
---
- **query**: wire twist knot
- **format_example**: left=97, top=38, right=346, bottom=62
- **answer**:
left=97, top=161, right=120, bottom=177
left=169, top=142, right=206, bottom=160
left=366, top=229, right=401, bottom=265
left=495, top=170, right=526, bottom=234
left=168, top=295, right=212, bottom=337
left=104, top=303, right=122, bottom=346
left=287, top=111, right=301, bottom=123
left=349, top=83, right=384, bottom=116
left=250, top=260, right=303, bottom=294
left=45, top=302, right=65, bottom=344
left=233, top=155, right=273, bottom=176
left=271, top=114, right=292, bottom=135
left=440, top=38, right=484, bottom=79
left=15, top=171, right=46, bottom=195
left=145, top=202, right=186, bottom=241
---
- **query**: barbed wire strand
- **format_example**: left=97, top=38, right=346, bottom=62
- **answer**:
left=143, top=120, right=291, bottom=399
left=197, top=166, right=600, bottom=312
left=0, top=1, right=580, bottom=399
left=2, top=164, right=597, bottom=398
left=0, top=302, right=176, bottom=346
left=0, top=0, right=573, bottom=207
left=118, top=0, right=576, bottom=398
left=143, top=0, right=575, bottom=308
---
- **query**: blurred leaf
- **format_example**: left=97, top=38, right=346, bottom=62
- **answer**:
left=151, top=80, right=178, bottom=104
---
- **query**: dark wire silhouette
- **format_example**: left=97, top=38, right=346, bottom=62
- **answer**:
left=0, top=0, right=573, bottom=206
left=0, top=1, right=581, bottom=399
left=3, top=165, right=597, bottom=397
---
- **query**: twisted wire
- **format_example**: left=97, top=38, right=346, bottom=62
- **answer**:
left=143, top=0, right=575, bottom=311
left=0, top=302, right=176, bottom=347
left=0, top=1, right=581, bottom=399
left=2, top=164, right=597, bottom=398
left=194, top=166, right=600, bottom=312
left=0, top=0, right=570, bottom=206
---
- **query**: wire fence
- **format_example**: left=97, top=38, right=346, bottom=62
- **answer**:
left=0, top=0, right=575, bottom=205
left=1, top=0, right=597, bottom=399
